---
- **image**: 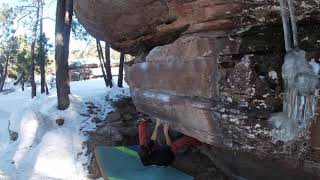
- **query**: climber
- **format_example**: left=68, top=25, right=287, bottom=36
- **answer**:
left=137, top=117, right=201, bottom=167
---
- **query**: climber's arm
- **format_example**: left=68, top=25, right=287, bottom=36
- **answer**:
left=164, top=123, right=172, bottom=146
left=150, top=118, right=161, bottom=141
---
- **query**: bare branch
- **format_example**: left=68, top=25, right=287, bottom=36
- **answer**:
left=41, top=17, right=55, bottom=22
left=18, top=5, right=37, bottom=9
left=16, top=10, right=36, bottom=22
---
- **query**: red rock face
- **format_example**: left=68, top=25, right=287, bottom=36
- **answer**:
left=125, top=36, right=219, bottom=98
left=74, top=0, right=319, bottom=54
left=75, top=0, right=320, bottom=178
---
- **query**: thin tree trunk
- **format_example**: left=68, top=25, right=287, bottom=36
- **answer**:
left=117, top=53, right=125, bottom=88
left=30, top=0, right=40, bottom=98
left=105, top=42, right=113, bottom=88
left=0, top=58, right=9, bottom=92
left=0, top=63, right=3, bottom=77
left=45, top=78, right=49, bottom=95
left=64, top=0, right=73, bottom=94
left=96, top=39, right=108, bottom=87
left=55, top=0, right=70, bottom=110
left=40, top=0, right=46, bottom=94
left=30, top=40, right=37, bottom=97
left=21, top=73, right=25, bottom=91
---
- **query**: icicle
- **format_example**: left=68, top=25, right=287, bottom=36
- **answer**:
left=269, top=0, right=319, bottom=143
left=287, top=0, right=299, bottom=47
left=279, top=0, right=292, bottom=51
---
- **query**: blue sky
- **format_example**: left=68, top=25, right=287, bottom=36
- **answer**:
left=2, top=0, right=88, bottom=51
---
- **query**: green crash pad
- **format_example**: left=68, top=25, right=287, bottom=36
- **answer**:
left=94, top=146, right=193, bottom=180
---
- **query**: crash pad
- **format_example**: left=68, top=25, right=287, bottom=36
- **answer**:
left=94, top=146, right=193, bottom=180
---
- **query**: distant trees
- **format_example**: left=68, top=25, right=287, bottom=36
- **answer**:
left=55, top=0, right=74, bottom=110
left=0, top=4, right=17, bottom=92
left=36, top=34, right=52, bottom=94
left=0, top=37, right=18, bottom=91
left=0, top=33, right=52, bottom=93
left=14, top=36, right=32, bottom=91
left=3, top=0, right=53, bottom=97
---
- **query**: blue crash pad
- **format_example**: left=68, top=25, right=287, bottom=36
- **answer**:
left=94, top=146, right=193, bottom=180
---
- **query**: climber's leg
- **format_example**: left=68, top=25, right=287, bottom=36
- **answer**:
left=138, top=119, right=148, bottom=145
left=171, top=136, right=202, bottom=154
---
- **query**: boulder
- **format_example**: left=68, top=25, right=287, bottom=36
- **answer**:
left=75, top=0, right=320, bottom=179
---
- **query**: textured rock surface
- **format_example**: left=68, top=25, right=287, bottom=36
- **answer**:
left=75, top=0, right=320, bottom=179
left=74, top=0, right=320, bottom=55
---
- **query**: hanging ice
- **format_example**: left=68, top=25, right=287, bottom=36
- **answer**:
left=269, top=112, right=298, bottom=142
left=269, top=0, right=319, bottom=143
left=282, top=49, right=318, bottom=128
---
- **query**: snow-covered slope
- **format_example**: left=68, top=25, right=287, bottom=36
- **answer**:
left=0, top=78, right=129, bottom=180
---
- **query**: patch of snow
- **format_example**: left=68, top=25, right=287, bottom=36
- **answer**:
left=202, top=50, right=213, bottom=57
left=254, top=124, right=261, bottom=128
left=260, top=102, right=267, bottom=108
left=240, top=55, right=252, bottom=68
left=0, top=78, right=129, bottom=179
left=239, top=100, right=249, bottom=107
left=226, top=97, right=233, bottom=103
left=301, top=1, right=313, bottom=9
left=250, top=87, right=256, bottom=96
left=268, top=71, right=278, bottom=80
left=240, top=145, right=255, bottom=150
left=229, top=118, right=240, bottom=125
left=259, top=76, right=265, bottom=80
left=301, top=36, right=309, bottom=42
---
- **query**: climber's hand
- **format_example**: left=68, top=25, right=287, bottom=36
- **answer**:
left=155, top=118, right=162, bottom=129
left=164, top=123, right=170, bottom=133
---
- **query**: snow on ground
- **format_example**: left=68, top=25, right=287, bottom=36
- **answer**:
left=0, top=78, right=129, bottom=180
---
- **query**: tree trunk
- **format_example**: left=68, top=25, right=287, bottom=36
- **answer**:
left=30, top=0, right=41, bottom=98
left=55, top=0, right=71, bottom=110
left=105, top=42, right=113, bottom=88
left=117, top=53, right=125, bottom=88
left=96, top=39, right=108, bottom=87
left=64, top=0, right=73, bottom=94
left=21, top=73, right=25, bottom=91
left=39, top=0, right=46, bottom=94
left=45, top=78, right=49, bottom=95
left=0, top=58, right=9, bottom=92
left=0, top=63, right=3, bottom=77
